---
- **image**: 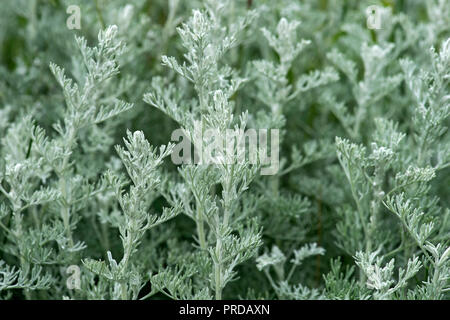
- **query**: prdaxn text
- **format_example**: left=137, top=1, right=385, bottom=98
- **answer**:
left=170, top=122, right=279, bottom=175
left=223, top=304, right=270, bottom=315
left=178, top=304, right=270, bottom=317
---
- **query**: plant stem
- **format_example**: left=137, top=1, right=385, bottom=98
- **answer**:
left=214, top=236, right=223, bottom=300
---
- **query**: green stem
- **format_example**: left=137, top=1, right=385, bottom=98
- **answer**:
left=193, top=195, right=207, bottom=250
left=121, top=282, right=128, bottom=300
left=13, top=209, right=32, bottom=299
left=431, top=265, right=442, bottom=299
left=57, top=126, right=77, bottom=249
left=214, top=236, right=223, bottom=300
left=196, top=213, right=207, bottom=250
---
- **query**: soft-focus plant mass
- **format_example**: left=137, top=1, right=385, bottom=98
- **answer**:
left=0, top=0, right=448, bottom=300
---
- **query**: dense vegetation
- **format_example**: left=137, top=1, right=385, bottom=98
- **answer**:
left=0, top=0, right=448, bottom=300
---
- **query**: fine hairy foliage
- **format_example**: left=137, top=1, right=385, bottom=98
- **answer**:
left=0, top=0, right=449, bottom=300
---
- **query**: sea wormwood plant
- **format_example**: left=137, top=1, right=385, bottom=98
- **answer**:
left=0, top=0, right=449, bottom=300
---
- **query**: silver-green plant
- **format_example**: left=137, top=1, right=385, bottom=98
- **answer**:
left=0, top=0, right=448, bottom=301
